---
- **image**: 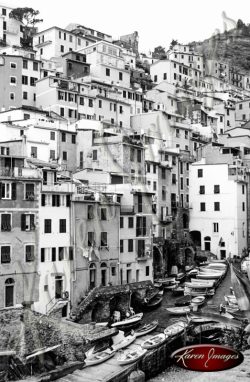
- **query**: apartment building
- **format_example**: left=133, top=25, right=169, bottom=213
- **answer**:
left=72, top=188, right=120, bottom=305
left=65, top=23, right=112, bottom=43
left=235, top=99, right=250, bottom=124
left=0, top=5, right=23, bottom=48
left=205, top=59, right=230, bottom=81
left=0, top=54, right=41, bottom=110
left=189, top=144, right=248, bottom=259
left=168, top=44, right=204, bottom=73
left=0, top=145, right=41, bottom=308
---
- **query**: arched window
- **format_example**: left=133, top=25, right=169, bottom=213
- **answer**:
left=101, top=262, right=107, bottom=268
left=204, top=236, right=211, bottom=251
left=89, top=263, right=96, bottom=289
left=89, top=263, right=96, bottom=269
left=204, top=236, right=211, bottom=241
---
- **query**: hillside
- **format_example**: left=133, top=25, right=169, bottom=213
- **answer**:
left=190, top=21, right=250, bottom=73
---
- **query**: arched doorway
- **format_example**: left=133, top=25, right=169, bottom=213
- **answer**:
left=204, top=236, right=211, bottom=251
left=101, top=262, right=108, bottom=286
left=89, top=263, right=96, bottom=289
left=153, top=246, right=163, bottom=277
left=190, top=231, right=201, bottom=247
left=5, top=278, right=15, bottom=307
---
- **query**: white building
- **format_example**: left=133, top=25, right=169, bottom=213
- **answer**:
left=189, top=145, right=248, bottom=259
left=0, top=5, right=23, bottom=47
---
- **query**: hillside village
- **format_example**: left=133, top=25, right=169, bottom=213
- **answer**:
left=0, top=5, right=250, bottom=322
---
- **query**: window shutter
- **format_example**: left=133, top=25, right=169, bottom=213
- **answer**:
left=143, top=216, right=146, bottom=236
left=0, top=183, right=2, bottom=199
left=30, top=214, right=35, bottom=229
left=11, top=183, right=16, bottom=200
left=21, top=214, right=26, bottom=231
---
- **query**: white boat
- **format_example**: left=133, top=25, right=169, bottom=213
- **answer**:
left=185, top=281, right=214, bottom=289
left=187, top=268, right=198, bottom=276
left=190, top=278, right=216, bottom=286
left=196, top=272, right=222, bottom=280
left=157, top=290, right=164, bottom=296
left=117, top=348, right=147, bottom=365
left=165, top=306, right=191, bottom=315
left=164, top=282, right=180, bottom=290
left=111, top=330, right=136, bottom=351
left=141, top=333, right=166, bottom=349
left=184, top=286, right=215, bottom=297
left=111, top=313, right=143, bottom=328
left=155, top=277, right=176, bottom=285
left=154, top=282, right=163, bottom=288
left=164, top=321, right=187, bottom=337
left=85, top=348, right=115, bottom=366
left=176, top=273, right=185, bottom=282
left=191, top=296, right=205, bottom=306
left=134, top=320, right=158, bottom=337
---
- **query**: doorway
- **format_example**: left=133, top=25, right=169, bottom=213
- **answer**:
left=55, top=276, right=63, bottom=299
left=126, top=269, right=132, bottom=283
left=5, top=278, right=15, bottom=307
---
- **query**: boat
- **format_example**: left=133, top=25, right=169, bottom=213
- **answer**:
left=176, top=273, right=185, bottom=282
left=196, top=272, right=223, bottom=280
left=164, top=282, right=179, bottom=291
left=172, top=286, right=185, bottom=295
left=190, top=278, right=216, bottom=286
left=141, top=333, right=166, bottom=349
left=143, top=295, right=162, bottom=310
left=187, top=268, right=199, bottom=277
left=165, top=306, right=191, bottom=315
left=85, top=348, right=115, bottom=366
left=157, top=290, right=164, bottom=296
left=191, top=296, right=205, bottom=306
left=111, top=331, right=136, bottom=351
left=111, top=313, right=143, bottom=328
left=117, top=348, right=147, bottom=365
left=164, top=321, right=187, bottom=337
left=175, top=295, right=191, bottom=306
left=154, top=277, right=176, bottom=285
left=185, top=281, right=214, bottom=288
left=85, top=342, right=110, bottom=358
left=184, top=285, right=215, bottom=297
left=154, top=282, right=163, bottom=289
left=134, top=320, right=158, bottom=337
left=189, top=315, right=217, bottom=324
left=201, top=332, right=222, bottom=344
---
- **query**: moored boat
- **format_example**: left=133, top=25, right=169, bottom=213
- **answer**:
left=117, top=348, right=147, bottom=365
left=175, top=295, right=191, bottom=306
left=85, top=348, right=115, bottom=366
left=134, top=320, right=158, bottom=337
left=141, top=333, right=166, bottom=349
left=176, top=273, right=185, bottom=282
left=196, top=272, right=223, bottom=280
left=111, top=313, right=143, bottom=328
left=164, top=321, right=187, bottom=337
left=111, top=330, right=136, bottom=351
left=172, top=285, right=185, bottom=295
left=143, top=295, right=162, bottom=310
left=191, top=296, right=205, bottom=306
left=165, top=306, right=191, bottom=315
left=164, top=282, right=179, bottom=291
left=185, top=281, right=214, bottom=288
left=187, top=268, right=199, bottom=277
left=154, top=282, right=163, bottom=289
left=190, top=278, right=216, bottom=286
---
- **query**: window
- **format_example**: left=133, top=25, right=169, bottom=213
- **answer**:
left=1, top=214, right=11, bottom=231
left=163, top=73, right=167, bottom=80
left=61, top=132, right=66, bottom=142
left=136, top=216, right=146, bottom=236
left=214, top=202, right=220, bottom=211
left=128, top=239, right=133, bottom=252
left=10, top=76, right=16, bottom=85
left=59, top=219, right=66, bottom=233
left=9, top=92, right=15, bottom=100
left=30, top=77, right=37, bottom=86
left=52, top=194, right=60, bottom=207
left=31, top=146, right=37, bottom=158
left=88, top=232, right=95, bottom=247
left=41, top=194, right=46, bottom=206
left=128, top=217, right=134, bottom=228
left=111, top=267, right=116, bottom=276
left=153, top=181, right=157, bottom=191
left=198, top=169, right=203, bottom=177
left=87, top=205, right=94, bottom=219
left=214, top=185, right=220, bottom=194
left=50, top=150, right=55, bottom=160
left=119, top=72, right=123, bottom=81
left=130, top=148, right=134, bottom=161
left=98, top=100, right=102, bottom=108
left=60, top=45, right=64, bottom=53
left=44, top=219, right=52, bottom=233
left=200, top=202, right=206, bottom=211
left=58, top=247, right=64, bottom=261
left=23, top=91, right=28, bottom=100
left=199, top=185, right=205, bottom=194
left=1, top=246, right=11, bottom=264
left=242, top=202, right=245, bottom=211
left=101, top=232, right=108, bottom=247
left=146, top=266, right=150, bottom=276
left=25, top=245, right=35, bottom=262
left=106, top=68, right=110, bottom=76
left=25, top=183, right=35, bottom=200
left=185, top=130, right=188, bottom=139
left=41, top=248, right=45, bottom=262
left=239, top=104, right=242, bottom=110
left=10, top=62, right=16, bottom=69
left=213, top=223, right=219, bottom=233
left=33, top=62, right=38, bottom=71
left=72, top=135, right=76, bottom=144
left=79, top=151, right=83, bottom=169
left=2, top=8, right=6, bottom=15
left=120, top=239, right=124, bottom=253
left=88, top=99, right=93, bottom=107
left=154, top=75, right=158, bottom=82
left=60, top=107, right=64, bottom=117
left=137, top=150, right=142, bottom=163
left=93, top=150, right=97, bottom=161
left=153, top=164, right=157, bottom=174
left=120, top=217, right=124, bottom=228
left=79, top=96, right=84, bottom=105
left=172, top=174, right=176, bottom=184
left=1, top=182, right=13, bottom=200
left=101, top=208, right=107, bottom=220
left=50, top=131, right=55, bottom=140
left=62, top=151, right=67, bottom=161
left=242, top=185, right=245, bottom=194
left=21, top=214, right=35, bottom=231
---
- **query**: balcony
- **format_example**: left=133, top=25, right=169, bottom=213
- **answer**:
left=42, top=182, right=75, bottom=193
left=0, top=167, right=41, bottom=179
left=120, top=205, right=135, bottom=215
left=171, top=201, right=178, bottom=209
left=160, top=215, right=172, bottom=224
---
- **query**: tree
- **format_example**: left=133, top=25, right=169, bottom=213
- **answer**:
left=236, top=19, right=245, bottom=29
left=152, top=46, right=167, bottom=60
left=169, top=39, right=178, bottom=50
left=9, top=8, right=43, bottom=48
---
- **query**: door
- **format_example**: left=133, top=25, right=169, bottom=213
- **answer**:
left=220, top=250, right=226, bottom=259
left=90, top=269, right=96, bottom=289
left=204, top=242, right=211, bottom=251
left=5, top=285, right=14, bottom=307
left=55, top=276, right=63, bottom=299
left=136, top=270, right=139, bottom=282
left=127, top=269, right=132, bottom=283
left=101, top=269, right=106, bottom=286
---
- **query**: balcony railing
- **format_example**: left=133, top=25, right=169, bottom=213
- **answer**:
left=120, top=206, right=135, bottom=215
